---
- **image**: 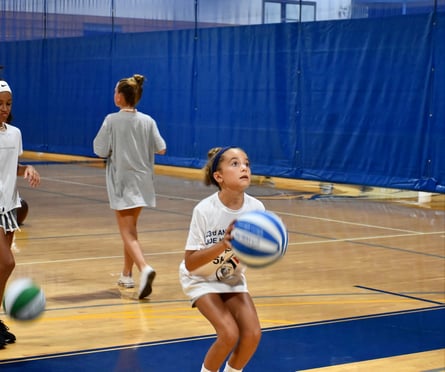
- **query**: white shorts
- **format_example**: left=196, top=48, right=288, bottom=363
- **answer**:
left=179, top=261, right=248, bottom=307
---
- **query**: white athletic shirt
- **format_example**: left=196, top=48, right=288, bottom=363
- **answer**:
left=93, top=111, right=166, bottom=210
left=179, top=192, right=265, bottom=303
left=0, top=124, right=23, bottom=213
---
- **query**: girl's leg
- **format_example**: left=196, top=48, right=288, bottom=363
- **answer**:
left=122, top=244, right=135, bottom=277
left=195, top=293, right=240, bottom=372
left=115, top=208, right=145, bottom=272
left=0, top=231, right=15, bottom=309
left=223, top=293, right=262, bottom=370
left=115, top=208, right=155, bottom=299
left=0, top=231, right=17, bottom=345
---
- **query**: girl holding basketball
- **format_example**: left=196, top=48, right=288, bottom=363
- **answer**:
left=0, top=80, right=40, bottom=348
left=179, top=146, right=263, bottom=372
left=94, top=74, right=166, bottom=300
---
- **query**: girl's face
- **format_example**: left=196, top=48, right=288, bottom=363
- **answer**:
left=214, top=148, right=251, bottom=191
left=113, top=85, right=122, bottom=107
left=0, top=91, right=12, bottom=123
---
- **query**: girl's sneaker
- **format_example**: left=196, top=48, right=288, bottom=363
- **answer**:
left=117, top=274, right=135, bottom=288
left=138, top=266, right=156, bottom=299
left=0, top=320, right=15, bottom=344
left=0, top=333, right=5, bottom=349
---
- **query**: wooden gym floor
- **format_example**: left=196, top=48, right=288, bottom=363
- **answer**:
left=0, top=152, right=444, bottom=371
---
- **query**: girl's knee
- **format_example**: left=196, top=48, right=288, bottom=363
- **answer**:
left=7, top=257, right=15, bottom=273
left=0, top=257, right=15, bottom=277
left=218, top=327, right=239, bottom=350
left=242, top=326, right=262, bottom=347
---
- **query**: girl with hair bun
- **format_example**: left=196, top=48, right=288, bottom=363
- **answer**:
left=94, top=74, right=166, bottom=300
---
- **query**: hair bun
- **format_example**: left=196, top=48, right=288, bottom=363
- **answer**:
left=133, top=74, right=145, bottom=85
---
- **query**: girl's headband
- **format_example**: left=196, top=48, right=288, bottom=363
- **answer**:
left=211, top=146, right=236, bottom=174
left=0, top=81, right=12, bottom=94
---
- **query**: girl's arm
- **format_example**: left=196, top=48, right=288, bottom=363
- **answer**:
left=184, top=222, right=234, bottom=272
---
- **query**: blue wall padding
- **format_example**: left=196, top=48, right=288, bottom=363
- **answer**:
left=1, top=13, right=443, bottom=192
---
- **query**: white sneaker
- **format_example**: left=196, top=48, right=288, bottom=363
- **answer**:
left=138, top=266, right=156, bottom=299
left=117, top=273, right=135, bottom=288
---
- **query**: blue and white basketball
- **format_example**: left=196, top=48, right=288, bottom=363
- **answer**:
left=3, top=278, right=46, bottom=321
left=231, top=210, right=288, bottom=268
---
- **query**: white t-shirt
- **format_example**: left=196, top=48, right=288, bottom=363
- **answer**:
left=179, top=192, right=265, bottom=303
left=0, top=124, right=23, bottom=213
left=93, top=110, right=166, bottom=210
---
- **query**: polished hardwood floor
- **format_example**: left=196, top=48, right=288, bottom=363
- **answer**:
left=0, top=152, right=444, bottom=371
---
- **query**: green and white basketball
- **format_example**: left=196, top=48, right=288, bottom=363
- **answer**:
left=3, top=278, right=46, bottom=321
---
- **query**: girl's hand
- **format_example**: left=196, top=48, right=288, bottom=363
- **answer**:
left=24, top=165, right=40, bottom=187
left=223, top=221, right=235, bottom=249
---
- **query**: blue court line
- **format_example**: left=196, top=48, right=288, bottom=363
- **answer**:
left=356, top=285, right=445, bottom=305
left=1, top=306, right=444, bottom=371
